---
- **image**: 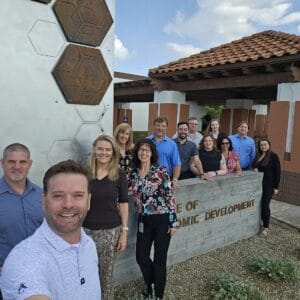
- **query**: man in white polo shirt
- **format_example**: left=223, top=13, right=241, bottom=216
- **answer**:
left=0, top=160, right=101, bottom=300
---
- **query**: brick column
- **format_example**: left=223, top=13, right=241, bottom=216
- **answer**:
left=113, top=103, right=132, bottom=129
left=220, top=99, right=256, bottom=136
left=148, top=90, right=189, bottom=136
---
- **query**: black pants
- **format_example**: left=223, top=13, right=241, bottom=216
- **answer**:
left=136, top=214, right=171, bottom=299
left=0, top=289, right=3, bottom=300
left=261, top=186, right=273, bottom=228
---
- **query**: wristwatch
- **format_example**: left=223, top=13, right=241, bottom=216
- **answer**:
left=122, top=226, right=129, bottom=231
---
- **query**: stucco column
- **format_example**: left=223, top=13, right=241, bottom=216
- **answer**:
left=148, top=90, right=188, bottom=136
left=268, top=82, right=300, bottom=205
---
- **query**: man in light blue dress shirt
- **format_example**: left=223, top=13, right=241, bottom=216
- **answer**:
left=229, top=121, right=256, bottom=170
left=147, top=116, right=181, bottom=189
left=0, top=143, right=44, bottom=300
left=0, top=160, right=101, bottom=300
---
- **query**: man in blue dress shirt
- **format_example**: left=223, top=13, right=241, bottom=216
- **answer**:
left=0, top=143, right=43, bottom=299
left=147, top=116, right=181, bottom=189
left=229, top=121, right=256, bottom=170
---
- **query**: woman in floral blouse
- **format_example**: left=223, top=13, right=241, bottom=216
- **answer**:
left=129, top=138, right=177, bottom=300
left=217, top=136, right=242, bottom=175
left=113, top=123, right=134, bottom=177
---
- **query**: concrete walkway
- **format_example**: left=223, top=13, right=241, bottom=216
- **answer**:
left=270, top=199, right=300, bottom=230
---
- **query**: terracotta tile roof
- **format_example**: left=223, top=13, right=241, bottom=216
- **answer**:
left=149, top=30, right=300, bottom=76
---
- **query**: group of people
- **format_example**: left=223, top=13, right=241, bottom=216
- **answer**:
left=0, top=115, right=281, bottom=300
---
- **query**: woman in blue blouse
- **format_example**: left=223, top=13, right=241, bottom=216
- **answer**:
left=129, top=138, right=178, bottom=300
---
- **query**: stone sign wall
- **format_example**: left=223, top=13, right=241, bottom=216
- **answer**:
left=114, top=172, right=263, bottom=285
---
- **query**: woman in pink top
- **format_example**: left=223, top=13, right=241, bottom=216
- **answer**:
left=218, top=137, right=242, bottom=174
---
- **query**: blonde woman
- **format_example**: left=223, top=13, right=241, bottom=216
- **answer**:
left=113, top=123, right=134, bottom=176
left=83, top=135, right=129, bottom=300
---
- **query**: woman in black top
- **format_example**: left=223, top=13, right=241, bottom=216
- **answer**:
left=83, top=135, right=129, bottom=300
left=253, top=138, right=281, bottom=237
left=198, top=134, right=227, bottom=179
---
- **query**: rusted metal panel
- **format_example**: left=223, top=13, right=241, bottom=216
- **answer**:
left=53, top=0, right=113, bottom=47
left=52, top=44, right=112, bottom=105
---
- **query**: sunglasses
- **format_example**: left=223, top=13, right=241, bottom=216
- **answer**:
left=221, top=142, right=229, bottom=145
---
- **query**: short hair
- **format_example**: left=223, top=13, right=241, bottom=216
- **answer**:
left=113, top=123, right=134, bottom=151
left=217, top=136, right=233, bottom=151
left=199, top=134, right=217, bottom=150
left=177, top=121, right=189, bottom=128
left=43, top=160, right=91, bottom=194
left=132, top=138, right=158, bottom=168
left=188, top=117, right=199, bottom=123
left=153, top=116, right=168, bottom=126
left=2, top=143, right=30, bottom=160
left=237, top=121, right=249, bottom=129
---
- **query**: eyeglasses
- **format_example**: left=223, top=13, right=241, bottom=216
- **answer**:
left=221, top=142, right=229, bottom=145
left=189, top=123, right=198, bottom=126
left=138, top=148, right=151, bottom=153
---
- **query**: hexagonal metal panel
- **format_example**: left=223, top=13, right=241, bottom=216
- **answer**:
left=53, top=0, right=113, bottom=47
left=28, top=20, right=65, bottom=57
left=52, top=44, right=112, bottom=105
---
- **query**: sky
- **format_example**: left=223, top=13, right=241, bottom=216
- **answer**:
left=114, top=0, right=300, bottom=76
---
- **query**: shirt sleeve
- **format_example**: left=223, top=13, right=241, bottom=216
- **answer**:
left=191, top=143, right=198, bottom=157
left=118, top=169, right=129, bottom=203
left=170, top=141, right=181, bottom=167
left=1, top=248, right=51, bottom=300
left=159, top=167, right=178, bottom=227
left=232, top=150, right=240, bottom=161
left=249, top=139, right=256, bottom=166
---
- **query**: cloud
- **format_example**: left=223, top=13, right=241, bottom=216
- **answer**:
left=164, top=0, right=300, bottom=48
left=167, top=42, right=202, bottom=58
left=114, top=35, right=129, bottom=60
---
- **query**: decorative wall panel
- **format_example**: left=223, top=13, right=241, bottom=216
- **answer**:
left=28, top=20, right=65, bottom=57
left=52, top=44, right=112, bottom=105
left=53, top=0, right=113, bottom=47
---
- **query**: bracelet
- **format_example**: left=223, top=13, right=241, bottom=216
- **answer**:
left=199, top=173, right=204, bottom=178
left=122, top=226, right=129, bottom=231
left=172, top=178, right=178, bottom=181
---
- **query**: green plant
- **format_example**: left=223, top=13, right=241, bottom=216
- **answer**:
left=249, top=257, right=300, bottom=282
left=211, top=275, right=265, bottom=300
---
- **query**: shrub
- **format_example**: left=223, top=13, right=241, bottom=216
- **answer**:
left=249, top=257, right=300, bottom=283
left=211, top=275, right=265, bottom=300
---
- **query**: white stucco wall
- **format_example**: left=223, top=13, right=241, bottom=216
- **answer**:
left=0, top=0, right=115, bottom=185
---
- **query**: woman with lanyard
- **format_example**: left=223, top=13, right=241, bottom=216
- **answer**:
left=129, top=138, right=178, bottom=300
